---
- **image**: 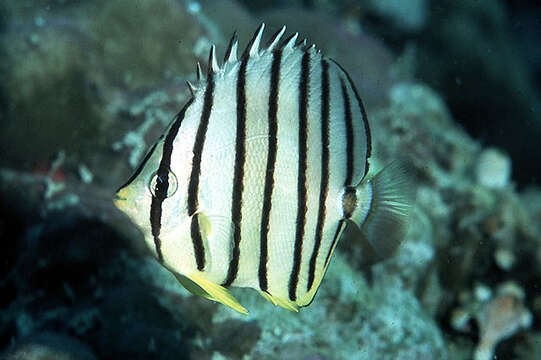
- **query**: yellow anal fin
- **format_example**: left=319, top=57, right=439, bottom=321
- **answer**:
left=296, top=266, right=328, bottom=307
left=296, top=223, right=346, bottom=307
left=189, top=273, right=248, bottom=314
left=259, top=290, right=278, bottom=306
left=259, top=290, right=299, bottom=312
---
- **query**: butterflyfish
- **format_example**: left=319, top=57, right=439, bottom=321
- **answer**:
left=114, top=24, right=411, bottom=314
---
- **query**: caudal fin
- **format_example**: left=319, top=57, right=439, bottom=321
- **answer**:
left=349, top=161, right=414, bottom=260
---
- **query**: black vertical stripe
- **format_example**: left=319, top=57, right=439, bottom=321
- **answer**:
left=149, top=99, right=194, bottom=263
left=289, top=51, right=311, bottom=301
left=330, top=59, right=372, bottom=179
left=150, top=200, right=164, bottom=263
left=303, top=219, right=343, bottom=308
left=259, top=50, right=282, bottom=291
left=223, top=56, right=249, bottom=287
left=307, top=59, right=330, bottom=292
left=340, top=78, right=354, bottom=186
left=345, top=75, right=371, bottom=178
left=187, top=76, right=215, bottom=271
left=324, top=220, right=344, bottom=268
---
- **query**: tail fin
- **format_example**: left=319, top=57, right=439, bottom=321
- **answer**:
left=348, top=161, right=414, bottom=261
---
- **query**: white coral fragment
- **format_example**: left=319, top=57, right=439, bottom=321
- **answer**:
left=476, top=148, right=511, bottom=189
left=474, top=282, right=532, bottom=360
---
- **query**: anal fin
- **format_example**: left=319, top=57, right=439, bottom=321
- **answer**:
left=259, top=290, right=299, bottom=312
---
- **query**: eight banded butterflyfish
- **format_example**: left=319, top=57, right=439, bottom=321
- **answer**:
left=114, top=24, right=411, bottom=314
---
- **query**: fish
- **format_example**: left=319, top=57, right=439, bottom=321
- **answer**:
left=113, top=24, right=412, bottom=314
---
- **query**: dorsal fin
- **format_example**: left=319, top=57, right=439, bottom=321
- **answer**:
left=186, top=80, right=196, bottom=96
left=224, top=31, right=238, bottom=63
left=196, top=62, right=204, bottom=82
left=266, top=26, right=286, bottom=52
left=281, top=32, right=299, bottom=50
left=196, top=25, right=314, bottom=88
left=208, top=44, right=219, bottom=76
left=243, top=23, right=265, bottom=58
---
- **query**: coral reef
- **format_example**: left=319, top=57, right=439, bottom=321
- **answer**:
left=3, top=332, right=97, bottom=360
left=473, top=283, right=532, bottom=360
left=451, top=282, right=532, bottom=360
left=0, top=0, right=204, bottom=177
left=1, top=1, right=540, bottom=359
left=475, top=148, right=512, bottom=190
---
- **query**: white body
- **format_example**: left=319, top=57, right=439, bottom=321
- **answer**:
left=113, top=26, right=402, bottom=313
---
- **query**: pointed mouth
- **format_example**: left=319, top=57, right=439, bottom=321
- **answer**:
left=113, top=187, right=129, bottom=210
left=113, top=193, right=127, bottom=201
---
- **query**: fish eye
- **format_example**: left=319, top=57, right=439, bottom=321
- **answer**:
left=148, top=168, right=178, bottom=198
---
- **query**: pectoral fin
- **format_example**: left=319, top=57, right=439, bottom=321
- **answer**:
left=350, top=161, right=414, bottom=260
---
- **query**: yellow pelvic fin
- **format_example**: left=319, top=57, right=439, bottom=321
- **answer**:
left=173, top=273, right=214, bottom=301
left=259, top=290, right=299, bottom=312
left=175, top=213, right=245, bottom=313
left=189, top=273, right=248, bottom=314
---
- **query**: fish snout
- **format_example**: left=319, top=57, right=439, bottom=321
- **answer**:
left=113, top=187, right=130, bottom=210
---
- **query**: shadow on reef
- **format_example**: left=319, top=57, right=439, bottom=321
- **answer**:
left=0, top=192, right=195, bottom=359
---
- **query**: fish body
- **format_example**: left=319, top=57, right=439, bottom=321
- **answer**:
left=114, top=25, right=411, bottom=313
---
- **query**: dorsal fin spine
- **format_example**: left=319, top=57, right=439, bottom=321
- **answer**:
left=243, top=23, right=265, bottom=58
left=266, top=26, right=286, bottom=52
left=224, top=31, right=238, bottom=63
left=196, top=62, right=204, bottom=82
left=208, top=44, right=219, bottom=76
left=281, top=32, right=299, bottom=50
left=186, top=80, right=196, bottom=96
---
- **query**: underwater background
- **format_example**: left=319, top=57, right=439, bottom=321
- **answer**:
left=1, top=0, right=540, bottom=359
